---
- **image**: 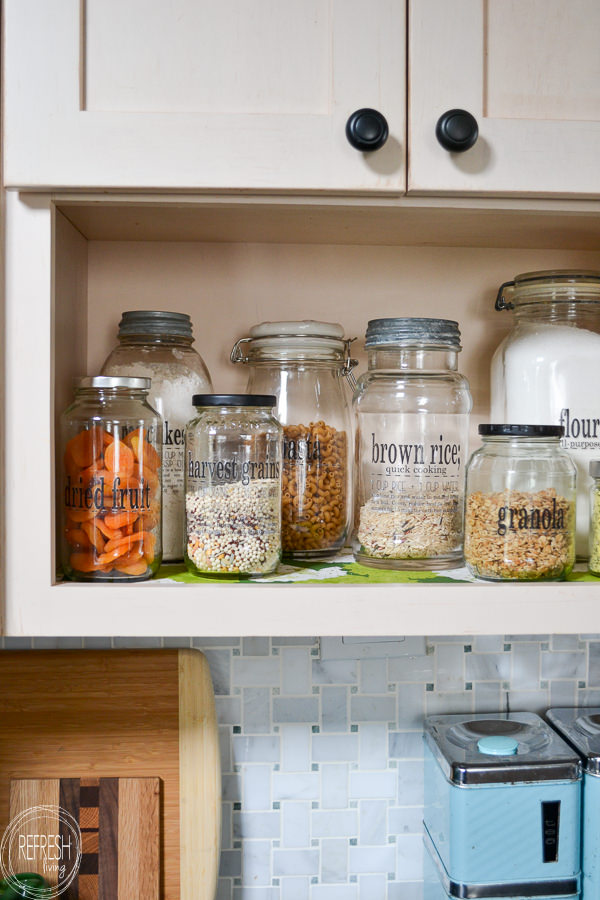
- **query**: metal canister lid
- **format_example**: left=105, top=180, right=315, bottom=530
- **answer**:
left=192, top=393, right=277, bottom=407
left=117, top=310, right=194, bottom=339
left=424, top=712, right=581, bottom=785
left=364, top=317, right=461, bottom=350
left=547, top=707, right=600, bottom=776
left=75, top=375, right=151, bottom=391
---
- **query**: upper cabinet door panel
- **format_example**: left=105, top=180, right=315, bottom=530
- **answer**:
left=3, top=0, right=405, bottom=192
left=409, top=0, right=600, bottom=196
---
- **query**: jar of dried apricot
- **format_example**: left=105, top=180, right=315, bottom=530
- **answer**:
left=231, top=322, right=356, bottom=559
left=60, top=376, right=162, bottom=581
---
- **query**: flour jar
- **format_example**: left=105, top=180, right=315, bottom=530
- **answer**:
left=231, top=321, right=356, bottom=559
left=353, top=318, right=472, bottom=570
left=101, top=310, right=212, bottom=561
left=492, top=270, right=600, bottom=557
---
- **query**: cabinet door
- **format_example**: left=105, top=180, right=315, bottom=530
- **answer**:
left=3, top=0, right=405, bottom=192
left=409, top=0, right=600, bottom=196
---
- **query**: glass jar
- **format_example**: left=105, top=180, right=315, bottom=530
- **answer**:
left=589, top=460, right=600, bottom=575
left=185, top=394, right=282, bottom=576
left=231, top=321, right=356, bottom=559
left=101, top=310, right=212, bottom=562
left=60, top=376, right=162, bottom=582
left=353, top=318, right=472, bottom=570
left=492, top=270, right=600, bottom=558
left=464, top=425, right=576, bottom=581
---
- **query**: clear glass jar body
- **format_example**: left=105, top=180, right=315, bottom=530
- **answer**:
left=185, top=404, right=282, bottom=576
left=60, top=380, right=162, bottom=582
left=465, top=436, right=576, bottom=581
left=491, top=271, right=600, bottom=558
left=233, top=325, right=354, bottom=559
left=589, top=475, right=600, bottom=575
left=101, top=331, right=212, bottom=561
left=353, top=346, right=472, bottom=570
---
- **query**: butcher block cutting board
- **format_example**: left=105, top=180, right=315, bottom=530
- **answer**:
left=0, top=650, right=220, bottom=900
left=10, top=777, right=160, bottom=899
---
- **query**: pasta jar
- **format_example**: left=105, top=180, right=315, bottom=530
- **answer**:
left=231, top=321, right=356, bottom=559
left=101, top=310, right=212, bottom=562
left=464, top=425, right=576, bottom=581
left=185, top=394, right=282, bottom=576
left=492, top=270, right=600, bottom=558
left=60, top=376, right=162, bottom=582
left=588, top=460, right=600, bottom=575
left=353, top=318, right=472, bottom=570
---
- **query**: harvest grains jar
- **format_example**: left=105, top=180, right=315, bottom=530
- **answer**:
left=60, top=376, right=162, bottom=581
left=231, top=321, right=355, bottom=559
left=353, top=318, right=472, bottom=570
left=464, top=425, right=576, bottom=581
left=185, top=395, right=282, bottom=576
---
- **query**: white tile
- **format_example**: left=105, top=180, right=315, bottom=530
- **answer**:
left=351, top=696, right=396, bottom=723
left=233, top=657, right=281, bottom=686
left=311, top=887, right=357, bottom=900
left=217, top=697, right=242, bottom=725
left=281, top=724, right=311, bottom=772
left=273, top=697, right=319, bottom=724
left=221, top=801, right=233, bottom=850
left=273, top=773, right=320, bottom=801
left=281, top=877, right=310, bottom=900
left=243, top=765, right=271, bottom=811
left=396, top=834, right=423, bottom=881
left=359, top=800, right=387, bottom=845
left=321, top=764, right=349, bottom=809
left=359, top=874, right=388, bottom=896
left=360, top=659, right=388, bottom=694
left=282, top=647, right=311, bottom=695
left=397, top=684, right=426, bottom=729
left=388, top=732, right=424, bottom=760
left=465, top=652, right=511, bottom=681
left=220, top=726, right=232, bottom=773
left=321, top=838, right=348, bottom=883
left=550, top=680, right=577, bottom=708
left=233, top=736, right=280, bottom=763
left=359, top=723, right=388, bottom=770
left=234, top=812, right=280, bottom=839
left=222, top=774, right=242, bottom=802
left=472, top=635, right=503, bottom=652
left=512, top=643, right=540, bottom=689
left=312, top=659, right=358, bottom=684
left=425, top=691, right=473, bottom=716
left=312, top=734, right=358, bottom=762
left=321, top=686, right=348, bottom=732
left=349, top=844, right=395, bottom=874
left=243, top=687, right=271, bottom=734
left=273, top=849, right=319, bottom=876
left=350, top=771, right=396, bottom=800
left=388, top=806, right=423, bottom=835
left=242, top=840, right=271, bottom=886
left=397, top=762, right=424, bottom=806
left=311, top=810, right=358, bottom=838
left=282, top=801, right=311, bottom=848
left=435, top=644, right=465, bottom=691
left=203, top=648, right=231, bottom=695
left=541, top=650, right=585, bottom=680
left=233, top=888, right=278, bottom=899
left=388, top=883, right=423, bottom=900
left=243, top=637, right=270, bottom=656
left=474, top=682, right=503, bottom=713
left=389, top=654, right=434, bottom=683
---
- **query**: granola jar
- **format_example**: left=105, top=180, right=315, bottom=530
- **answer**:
left=184, top=394, right=282, bottom=576
left=60, top=376, right=162, bottom=582
left=231, top=321, right=356, bottom=559
left=464, top=425, right=576, bottom=581
left=588, top=460, right=600, bottom=575
left=353, top=318, right=472, bottom=570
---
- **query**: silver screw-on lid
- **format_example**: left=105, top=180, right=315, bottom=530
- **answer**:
left=117, top=310, right=194, bottom=339
left=365, top=317, right=461, bottom=349
left=75, top=376, right=151, bottom=391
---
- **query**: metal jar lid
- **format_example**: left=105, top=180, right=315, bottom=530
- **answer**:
left=590, top=460, right=600, bottom=478
left=117, top=310, right=194, bottom=339
left=479, top=424, right=564, bottom=438
left=192, top=393, right=277, bottom=408
left=364, top=317, right=461, bottom=350
left=548, top=707, right=600, bottom=776
left=424, top=712, right=581, bottom=785
left=75, top=375, right=151, bottom=391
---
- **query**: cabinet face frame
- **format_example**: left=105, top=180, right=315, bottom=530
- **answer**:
left=3, top=0, right=406, bottom=192
left=409, top=0, right=600, bottom=197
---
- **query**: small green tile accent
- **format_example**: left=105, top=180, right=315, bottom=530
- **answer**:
left=387, top=873, right=395, bottom=881
left=350, top=875, right=358, bottom=883
left=389, top=760, right=397, bottom=768
left=272, top=879, right=280, bottom=886
left=351, top=724, right=358, bottom=733
left=388, top=684, right=396, bottom=691
left=350, top=801, right=358, bottom=808
left=311, top=877, right=318, bottom=884
left=273, top=802, right=280, bottom=810
left=272, top=647, right=279, bottom=655
left=274, top=764, right=280, bottom=771
left=312, top=725, right=320, bottom=733
left=465, top=682, right=472, bottom=691
left=502, top=681, right=510, bottom=689
left=541, top=642, right=550, bottom=651
left=579, top=681, right=587, bottom=688
left=504, top=643, right=511, bottom=652
left=426, top=683, right=434, bottom=692
left=312, top=801, right=319, bottom=809
left=233, top=649, right=240, bottom=656
left=540, top=680, right=548, bottom=689
left=274, top=726, right=280, bottom=732
left=273, top=840, right=280, bottom=847
left=233, top=840, right=242, bottom=849
left=234, top=878, right=242, bottom=886
left=351, top=686, right=358, bottom=694
left=464, top=645, right=472, bottom=653
left=312, top=763, right=319, bottom=771
left=311, top=839, right=319, bottom=847
left=234, top=687, right=241, bottom=695
left=234, top=802, right=242, bottom=810
left=233, top=725, right=241, bottom=734
left=312, top=686, right=320, bottom=694
left=273, top=687, right=280, bottom=695
left=426, top=644, right=434, bottom=655
left=311, top=648, right=319, bottom=656
left=350, top=838, right=357, bottom=846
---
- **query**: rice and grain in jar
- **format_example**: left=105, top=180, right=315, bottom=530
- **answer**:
left=464, top=425, right=576, bottom=581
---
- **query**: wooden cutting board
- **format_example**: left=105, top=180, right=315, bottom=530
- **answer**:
left=10, top=777, right=160, bottom=899
left=0, top=650, right=220, bottom=900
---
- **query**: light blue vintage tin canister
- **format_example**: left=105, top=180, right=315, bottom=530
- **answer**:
left=424, top=713, right=581, bottom=896
left=547, top=708, right=600, bottom=900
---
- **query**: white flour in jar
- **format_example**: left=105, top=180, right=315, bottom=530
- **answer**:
left=105, top=361, right=207, bottom=560
left=492, top=322, right=600, bottom=556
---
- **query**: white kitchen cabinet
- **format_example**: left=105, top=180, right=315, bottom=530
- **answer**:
left=6, top=188, right=600, bottom=637
left=409, top=0, right=600, bottom=196
left=2, top=0, right=405, bottom=192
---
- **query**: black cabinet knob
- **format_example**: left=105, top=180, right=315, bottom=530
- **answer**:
left=435, top=109, right=479, bottom=152
left=346, top=108, right=389, bottom=152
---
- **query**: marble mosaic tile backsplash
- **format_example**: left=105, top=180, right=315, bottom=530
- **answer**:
left=4, top=633, right=600, bottom=899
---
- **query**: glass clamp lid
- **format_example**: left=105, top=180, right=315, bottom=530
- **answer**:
left=496, top=269, right=600, bottom=311
left=424, top=712, right=581, bottom=785
left=547, top=707, right=600, bottom=776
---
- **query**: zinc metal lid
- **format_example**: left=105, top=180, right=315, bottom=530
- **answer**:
left=364, top=317, right=461, bottom=349
left=547, top=707, right=600, bottom=776
left=192, top=393, right=277, bottom=407
left=424, top=712, right=581, bottom=786
left=117, top=310, right=194, bottom=338
left=75, top=375, right=151, bottom=391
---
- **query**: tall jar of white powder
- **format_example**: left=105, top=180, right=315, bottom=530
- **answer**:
left=101, top=310, right=212, bottom=560
left=492, top=270, right=600, bottom=557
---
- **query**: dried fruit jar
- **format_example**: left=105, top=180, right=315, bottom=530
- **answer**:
left=492, top=270, right=600, bottom=558
left=101, top=310, right=212, bottom=562
left=60, top=376, right=162, bottom=582
left=464, top=425, right=576, bottom=581
left=231, top=321, right=356, bottom=559
left=185, top=395, right=282, bottom=576
left=353, top=318, right=472, bottom=570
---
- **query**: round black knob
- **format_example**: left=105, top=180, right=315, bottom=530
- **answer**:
left=435, top=109, right=479, bottom=152
left=346, top=108, right=389, bottom=152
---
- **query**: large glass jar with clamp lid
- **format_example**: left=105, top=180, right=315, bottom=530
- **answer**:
left=231, top=321, right=356, bottom=559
